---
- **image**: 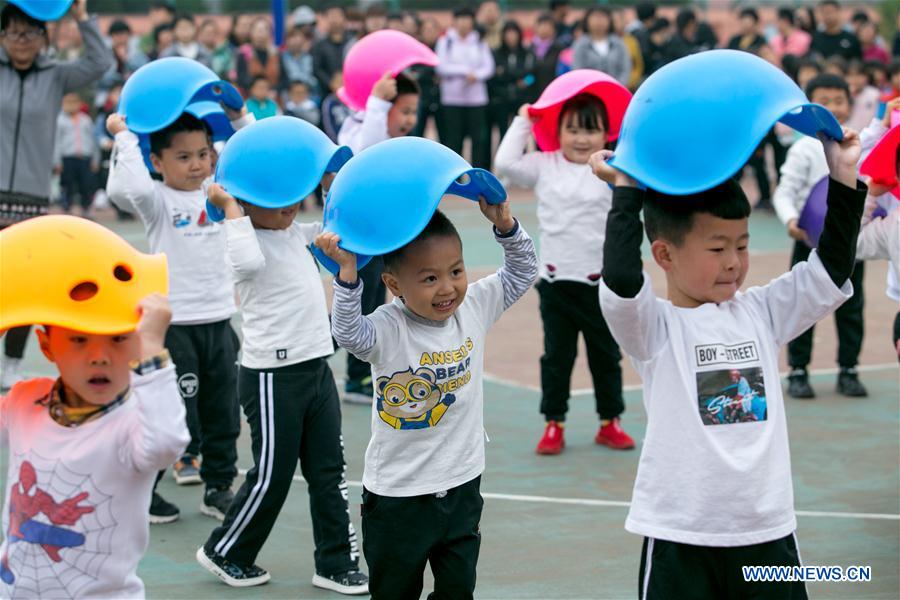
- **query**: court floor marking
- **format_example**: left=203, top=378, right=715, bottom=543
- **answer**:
left=237, top=470, right=900, bottom=522
left=484, top=363, right=900, bottom=395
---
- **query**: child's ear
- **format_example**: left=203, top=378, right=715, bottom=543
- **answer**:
left=650, top=239, right=675, bottom=272
left=36, top=328, right=54, bottom=363
left=382, top=271, right=402, bottom=299
left=149, top=152, right=163, bottom=174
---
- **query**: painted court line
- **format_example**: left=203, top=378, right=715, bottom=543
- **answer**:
left=485, top=363, right=900, bottom=395
left=238, top=469, right=899, bottom=521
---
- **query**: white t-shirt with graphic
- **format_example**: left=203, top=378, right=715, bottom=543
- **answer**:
left=599, top=252, right=851, bottom=547
left=331, top=224, right=537, bottom=497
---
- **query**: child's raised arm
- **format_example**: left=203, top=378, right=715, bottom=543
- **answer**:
left=209, top=183, right=267, bottom=281
left=105, top=113, right=160, bottom=223
left=478, top=198, right=538, bottom=310
left=493, top=105, right=542, bottom=188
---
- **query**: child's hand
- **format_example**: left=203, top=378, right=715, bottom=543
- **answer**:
left=479, top=197, right=515, bottom=234
left=106, top=113, right=127, bottom=136
left=864, top=176, right=893, bottom=198
left=70, top=0, right=88, bottom=21
left=517, top=103, right=535, bottom=122
left=222, top=102, right=247, bottom=121
left=820, top=127, right=860, bottom=189
left=136, top=294, right=172, bottom=360
left=372, top=71, right=397, bottom=102
left=786, top=219, right=810, bottom=244
left=881, top=98, right=900, bottom=128
left=314, top=232, right=358, bottom=283
left=589, top=150, right=637, bottom=187
left=207, top=183, right=237, bottom=209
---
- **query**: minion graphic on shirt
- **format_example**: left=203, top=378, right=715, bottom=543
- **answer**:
left=375, top=367, right=456, bottom=430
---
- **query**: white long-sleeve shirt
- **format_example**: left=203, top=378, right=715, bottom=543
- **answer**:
left=106, top=113, right=254, bottom=324
left=337, top=95, right=391, bottom=154
left=331, top=223, right=537, bottom=496
left=773, top=136, right=829, bottom=226
left=495, top=116, right=611, bottom=284
left=599, top=253, right=851, bottom=546
left=435, top=29, right=495, bottom=107
left=0, top=367, right=190, bottom=598
left=225, top=217, right=334, bottom=369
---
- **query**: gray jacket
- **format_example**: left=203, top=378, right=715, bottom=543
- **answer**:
left=571, top=35, right=632, bottom=86
left=0, top=17, right=111, bottom=198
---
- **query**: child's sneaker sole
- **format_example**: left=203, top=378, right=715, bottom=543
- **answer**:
left=311, top=574, right=369, bottom=595
left=196, top=548, right=270, bottom=587
left=200, top=503, right=226, bottom=521
left=174, top=471, right=202, bottom=485
left=149, top=512, right=179, bottom=525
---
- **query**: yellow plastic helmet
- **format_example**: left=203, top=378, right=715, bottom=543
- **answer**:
left=0, top=215, right=168, bottom=334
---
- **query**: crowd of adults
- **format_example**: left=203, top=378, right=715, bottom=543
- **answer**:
left=7, top=0, right=900, bottom=212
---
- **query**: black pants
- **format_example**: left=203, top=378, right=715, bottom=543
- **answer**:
left=537, top=280, right=624, bottom=421
left=639, top=534, right=808, bottom=599
left=488, top=99, right=514, bottom=141
left=412, top=101, right=442, bottom=140
left=164, top=320, right=240, bottom=486
left=3, top=326, right=30, bottom=360
left=787, top=241, right=865, bottom=369
left=60, top=156, right=96, bottom=211
left=205, top=359, right=358, bottom=572
left=440, top=105, right=491, bottom=170
left=346, top=256, right=386, bottom=383
left=894, top=311, right=900, bottom=362
left=363, top=476, right=482, bottom=600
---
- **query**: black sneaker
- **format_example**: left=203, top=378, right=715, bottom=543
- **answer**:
left=312, top=570, right=369, bottom=595
left=201, top=486, right=234, bottom=521
left=149, top=492, right=180, bottom=524
left=787, top=368, right=815, bottom=399
left=837, top=367, right=868, bottom=397
left=343, top=376, right=374, bottom=405
left=196, top=546, right=270, bottom=587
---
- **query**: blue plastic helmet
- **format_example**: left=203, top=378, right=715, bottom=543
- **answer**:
left=608, top=49, right=843, bottom=195
left=118, top=57, right=243, bottom=135
left=8, top=0, right=73, bottom=21
left=137, top=101, right=235, bottom=173
left=321, top=137, right=506, bottom=260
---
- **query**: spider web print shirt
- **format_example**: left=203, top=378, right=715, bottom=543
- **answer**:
left=0, top=366, right=190, bottom=598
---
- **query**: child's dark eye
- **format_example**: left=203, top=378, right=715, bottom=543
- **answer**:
left=737, top=246, right=748, bottom=252
left=710, top=248, right=724, bottom=253
left=452, top=269, right=463, bottom=277
left=423, top=275, right=437, bottom=283
left=112, top=335, right=129, bottom=343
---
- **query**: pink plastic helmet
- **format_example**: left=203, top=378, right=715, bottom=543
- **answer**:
left=338, top=30, right=439, bottom=112
left=527, top=69, right=632, bottom=152
left=860, top=110, right=900, bottom=200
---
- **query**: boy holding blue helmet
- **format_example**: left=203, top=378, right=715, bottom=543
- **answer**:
left=590, top=120, right=867, bottom=598
left=106, top=106, right=253, bottom=523
left=315, top=193, right=537, bottom=598
left=194, top=117, right=367, bottom=595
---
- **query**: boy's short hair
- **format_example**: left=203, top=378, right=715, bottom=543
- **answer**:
left=1, top=3, right=46, bottom=32
left=536, top=12, right=555, bottom=26
left=675, top=9, right=696, bottom=33
left=395, top=72, right=420, bottom=98
left=453, top=7, right=475, bottom=20
left=383, top=209, right=461, bottom=272
left=777, top=8, right=795, bottom=24
left=558, top=93, right=609, bottom=135
left=805, top=73, right=851, bottom=102
left=643, top=179, right=751, bottom=246
left=250, top=74, right=271, bottom=89
left=173, top=12, right=195, bottom=27
left=149, top=113, right=211, bottom=156
left=108, top=18, right=131, bottom=36
left=739, top=8, right=759, bottom=22
left=648, top=17, right=670, bottom=36
left=636, top=2, right=657, bottom=22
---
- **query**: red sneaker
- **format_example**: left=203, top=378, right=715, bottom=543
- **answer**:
left=536, top=421, right=565, bottom=455
left=595, top=418, right=635, bottom=450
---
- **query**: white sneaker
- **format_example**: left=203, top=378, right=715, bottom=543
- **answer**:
left=312, top=570, right=369, bottom=595
left=1, top=357, right=23, bottom=393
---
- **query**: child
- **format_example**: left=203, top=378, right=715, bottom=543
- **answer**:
left=283, top=80, right=320, bottom=126
left=336, top=71, right=421, bottom=404
left=0, top=217, right=189, bottom=598
left=196, top=180, right=367, bottom=594
left=246, top=75, right=281, bottom=120
left=772, top=74, right=867, bottom=399
left=54, top=92, right=99, bottom=215
left=106, top=107, right=253, bottom=523
left=495, top=94, right=634, bottom=455
left=315, top=201, right=538, bottom=599
left=159, top=12, right=212, bottom=68
left=321, top=72, right=351, bottom=143
left=590, top=124, right=866, bottom=598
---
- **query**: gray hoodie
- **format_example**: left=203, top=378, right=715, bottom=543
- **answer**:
left=0, top=17, right=111, bottom=199
left=571, top=34, right=632, bottom=86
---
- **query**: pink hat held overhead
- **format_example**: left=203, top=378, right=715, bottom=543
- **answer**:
left=527, top=69, right=632, bottom=152
left=338, top=30, right=439, bottom=112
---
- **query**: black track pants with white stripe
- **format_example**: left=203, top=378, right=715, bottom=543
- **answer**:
left=204, top=358, right=359, bottom=575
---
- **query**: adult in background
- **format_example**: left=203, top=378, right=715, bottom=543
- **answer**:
left=489, top=20, right=534, bottom=139
left=858, top=21, right=890, bottom=64
left=436, top=7, right=495, bottom=170
left=312, top=4, right=354, bottom=102
left=160, top=13, right=211, bottom=68
left=476, top=0, right=503, bottom=51
left=98, top=18, right=146, bottom=104
left=198, top=18, right=231, bottom=80
left=665, top=8, right=700, bottom=62
left=571, top=6, right=631, bottom=86
left=811, top=0, right=861, bottom=61
left=0, top=0, right=112, bottom=391
left=629, top=2, right=657, bottom=73
left=410, top=16, right=441, bottom=139
left=770, top=8, right=811, bottom=65
left=236, top=17, right=279, bottom=93
left=727, top=8, right=767, bottom=54
left=530, top=12, right=565, bottom=98
left=280, top=26, right=318, bottom=99
left=549, top=0, right=574, bottom=48
left=139, top=0, right=173, bottom=56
